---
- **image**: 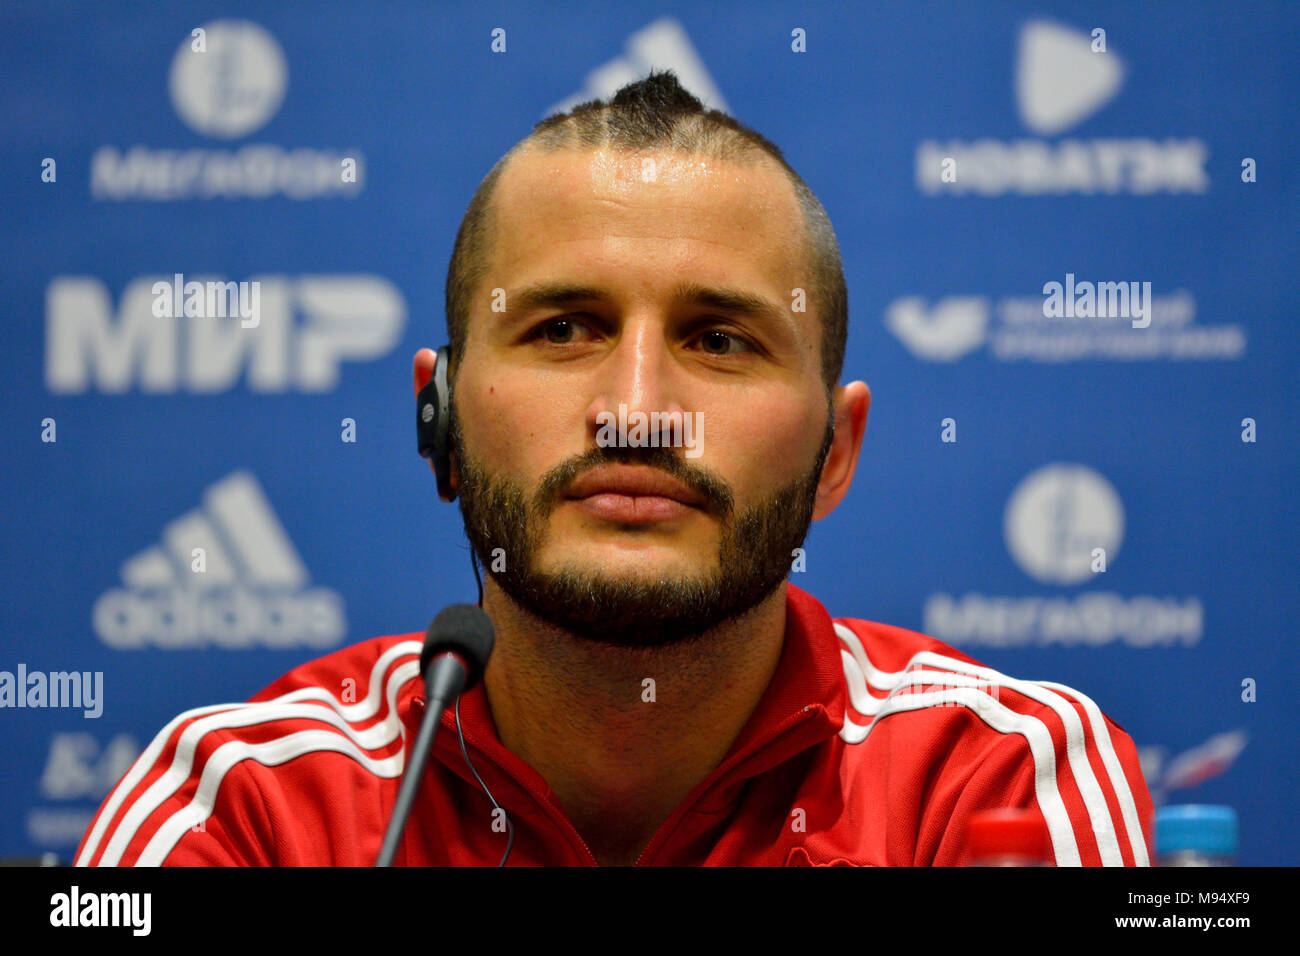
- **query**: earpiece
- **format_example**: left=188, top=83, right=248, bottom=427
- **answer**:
left=416, top=344, right=455, bottom=502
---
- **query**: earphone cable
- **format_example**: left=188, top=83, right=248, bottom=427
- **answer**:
left=470, top=547, right=484, bottom=607
left=455, top=693, right=513, bottom=866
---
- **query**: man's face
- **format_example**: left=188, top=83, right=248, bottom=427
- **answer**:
left=452, top=146, right=836, bottom=646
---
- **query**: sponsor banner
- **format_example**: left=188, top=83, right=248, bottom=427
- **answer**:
left=1, top=5, right=1293, bottom=868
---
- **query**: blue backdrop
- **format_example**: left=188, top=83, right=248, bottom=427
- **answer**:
left=1, top=0, right=1295, bottom=864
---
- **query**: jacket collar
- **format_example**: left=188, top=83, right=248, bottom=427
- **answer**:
left=412, top=582, right=848, bottom=815
left=700, top=583, right=847, bottom=785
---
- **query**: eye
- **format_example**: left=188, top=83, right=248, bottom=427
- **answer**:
left=695, top=328, right=754, bottom=355
left=536, top=317, right=593, bottom=345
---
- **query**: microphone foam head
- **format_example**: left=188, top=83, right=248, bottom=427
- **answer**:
left=421, top=604, right=495, bottom=689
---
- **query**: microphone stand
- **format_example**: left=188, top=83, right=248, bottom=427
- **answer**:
left=375, top=652, right=467, bottom=867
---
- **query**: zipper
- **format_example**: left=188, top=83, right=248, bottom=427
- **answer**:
left=631, top=704, right=822, bottom=866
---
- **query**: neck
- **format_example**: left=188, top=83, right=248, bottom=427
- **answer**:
left=480, top=578, right=788, bottom=866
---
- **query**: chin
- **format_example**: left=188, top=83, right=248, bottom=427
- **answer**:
left=542, top=543, right=712, bottom=578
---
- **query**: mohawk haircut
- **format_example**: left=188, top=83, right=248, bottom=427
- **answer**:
left=444, top=69, right=848, bottom=392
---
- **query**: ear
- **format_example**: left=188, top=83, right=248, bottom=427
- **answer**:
left=412, top=348, right=460, bottom=499
left=811, top=381, right=870, bottom=521
left=412, top=347, right=436, bottom=396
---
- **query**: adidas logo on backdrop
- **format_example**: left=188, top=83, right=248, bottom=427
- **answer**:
left=93, top=472, right=346, bottom=650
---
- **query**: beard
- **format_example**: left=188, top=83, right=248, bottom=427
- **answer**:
left=452, top=399, right=835, bottom=648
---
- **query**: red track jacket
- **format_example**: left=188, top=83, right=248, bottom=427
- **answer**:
left=76, top=584, right=1154, bottom=866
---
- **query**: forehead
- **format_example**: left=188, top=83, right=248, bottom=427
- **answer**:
left=483, top=145, right=808, bottom=300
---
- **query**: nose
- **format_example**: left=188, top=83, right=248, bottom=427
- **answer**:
left=585, top=318, right=689, bottom=450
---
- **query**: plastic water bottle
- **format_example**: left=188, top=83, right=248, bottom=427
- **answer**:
left=1155, top=805, right=1237, bottom=866
left=964, top=808, right=1055, bottom=866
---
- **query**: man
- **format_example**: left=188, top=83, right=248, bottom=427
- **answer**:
left=77, top=70, right=1153, bottom=867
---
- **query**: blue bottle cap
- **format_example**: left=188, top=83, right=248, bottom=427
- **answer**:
left=1155, top=805, right=1238, bottom=857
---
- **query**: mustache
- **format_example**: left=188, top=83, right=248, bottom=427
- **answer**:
left=532, top=444, right=734, bottom=520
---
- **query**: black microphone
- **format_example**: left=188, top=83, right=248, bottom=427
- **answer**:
left=375, top=604, right=495, bottom=866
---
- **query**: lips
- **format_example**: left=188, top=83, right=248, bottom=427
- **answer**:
left=564, top=465, right=707, bottom=523
left=566, top=464, right=705, bottom=505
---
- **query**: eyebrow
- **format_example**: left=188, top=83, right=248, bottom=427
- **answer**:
left=508, top=280, right=792, bottom=329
